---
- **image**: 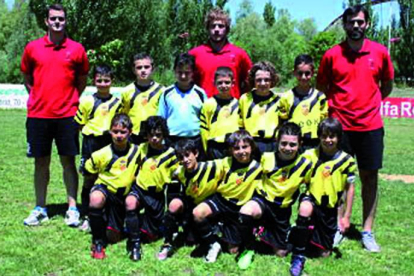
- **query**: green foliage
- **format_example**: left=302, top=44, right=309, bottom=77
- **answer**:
left=296, top=18, right=318, bottom=41
left=308, top=29, right=343, bottom=71
left=263, top=1, right=276, bottom=27
left=87, top=39, right=124, bottom=74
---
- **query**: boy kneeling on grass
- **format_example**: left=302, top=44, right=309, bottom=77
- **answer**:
left=85, top=114, right=139, bottom=259
left=289, top=118, right=356, bottom=276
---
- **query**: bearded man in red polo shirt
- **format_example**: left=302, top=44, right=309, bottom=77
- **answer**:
left=316, top=5, right=394, bottom=253
left=189, top=8, right=252, bottom=99
left=21, top=4, right=89, bottom=227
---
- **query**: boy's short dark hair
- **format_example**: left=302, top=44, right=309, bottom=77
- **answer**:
left=175, top=139, right=199, bottom=158
left=174, top=53, right=196, bottom=72
left=277, top=122, right=302, bottom=144
left=227, top=129, right=257, bottom=155
left=342, top=4, right=370, bottom=25
left=143, top=116, right=169, bottom=138
left=248, top=61, right=279, bottom=89
left=46, top=3, right=66, bottom=18
left=294, top=54, right=314, bottom=70
left=111, top=113, right=133, bottom=131
left=205, top=8, right=231, bottom=33
left=214, top=66, right=234, bottom=82
left=318, top=118, right=343, bottom=143
left=93, top=64, right=113, bottom=79
left=132, top=53, right=154, bottom=67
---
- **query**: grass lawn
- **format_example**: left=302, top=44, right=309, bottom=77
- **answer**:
left=0, top=110, right=413, bottom=276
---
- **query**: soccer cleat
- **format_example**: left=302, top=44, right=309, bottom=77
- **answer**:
left=237, top=249, right=254, bottom=270
left=23, top=206, right=49, bottom=226
left=157, top=244, right=174, bottom=261
left=65, top=207, right=80, bottom=227
left=205, top=242, right=222, bottom=263
left=361, top=231, right=381, bottom=253
left=91, top=243, right=106, bottom=259
left=290, top=255, right=306, bottom=276
left=129, top=242, right=142, bottom=261
left=78, top=217, right=91, bottom=232
left=333, top=228, right=344, bottom=247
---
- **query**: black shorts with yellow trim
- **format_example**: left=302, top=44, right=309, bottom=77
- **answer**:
left=300, top=194, right=337, bottom=252
left=204, top=193, right=242, bottom=246
left=129, top=184, right=165, bottom=239
left=91, top=184, right=126, bottom=234
left=252, top=195, right=292, bottom=250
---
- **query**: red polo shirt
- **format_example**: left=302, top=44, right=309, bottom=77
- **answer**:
left=317, top=39, right=394, bottom=131
left=189, top=42, right=252, bottom=98
left=21, top=35, right=89, bottom=118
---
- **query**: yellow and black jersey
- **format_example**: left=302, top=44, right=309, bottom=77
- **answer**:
left=75, top=93, right=122, bottom=136
left=200, top=97, right=239, bottom=152
left=279, top=88, right=328, bottom=139
left=135, top=143, right=179, bottom=193
left=258, top=152, right=313, bottom=208
left=175, top=160, right=224, bottom=204
left=238, top=90, right=280, bottom=139
left=121, top=81, right=164, bottom=135
left=303, top=148, right=356, bottom=208
left=216, top=157, right=262, bottom=206
left=84, top=144, right=139, bottom=195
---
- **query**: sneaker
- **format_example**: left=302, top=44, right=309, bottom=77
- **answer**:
left=65, top=207, right=80, bottom=227
left=91, top=242, right=106, bottom=259
left=333, top=228, right=344, bottom=247
left=237, top=249, right=254, bottom=270
left=78, top=218, right=90, bottom=232
left=290, top=255, right=306, bottom=276
left=205, top=242, right=222, bottom=263
left=23, top=206, right=49, bottom=226
left=158, top=244, right=173, bottom=261
left=361, top=231, right=381, bottom=252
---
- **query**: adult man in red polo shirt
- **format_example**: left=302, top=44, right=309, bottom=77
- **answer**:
left=21, top=4, right=89, bottom=227
left=316, top=5, right=394, bottom=253
left=189, top=8, right=252, bottom=98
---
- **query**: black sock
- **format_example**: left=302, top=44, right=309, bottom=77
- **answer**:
left=125, top=210, right=140, bottom=243
left=289, top=215, right=312, bottom=256
left=195, top=218, right=217, bottom=245
left=162, top=211, right=179, bottom=244
left=89, top=207, right=106, bottom=244
left=239, top=213, right=256, bottom=250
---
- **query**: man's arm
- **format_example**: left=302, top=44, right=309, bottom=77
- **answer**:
left=380, top=80, right=393, bottom=100
left=76, top=75, right=88, bottom=95
left=23, top=74, right=33, bottom=93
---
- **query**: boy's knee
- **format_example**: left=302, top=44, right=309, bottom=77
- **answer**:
left=89, top=191, right=105, bottom=208
left=168, top=198, right=183, bottom=214
left=125, top=195, right=139, bottom=211
left=299, top=201, right=313, bottom=217
left=193, top=204, right=209, bottom=222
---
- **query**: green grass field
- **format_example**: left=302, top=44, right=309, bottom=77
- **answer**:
left=0, top=110, right=413, bottom=276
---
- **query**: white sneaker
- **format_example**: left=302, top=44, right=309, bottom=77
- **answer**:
left=205, top=242, right=221, bottom=263
left=362, top=231, right=381, bottom=252
left=65, top=207, right=80, bottom=227
left=333, top=228, right=344, bottom=247
left=24, top=206, right=49, bottom=226
left=78, top=218, right=90, bottom=232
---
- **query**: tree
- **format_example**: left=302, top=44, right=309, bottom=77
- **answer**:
left=296, top=18, right=318, bottom=41
left=263, top=1, right=276, bottom=27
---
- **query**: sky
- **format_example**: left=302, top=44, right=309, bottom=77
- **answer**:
left=5, top=0, right=399, bottom=31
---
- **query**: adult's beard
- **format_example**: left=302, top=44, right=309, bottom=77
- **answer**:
left=347, top=29, right=365, bottom=41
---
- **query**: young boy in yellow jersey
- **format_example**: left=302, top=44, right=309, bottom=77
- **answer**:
left=200, top=66, right=239, bottom=159
left=85, top=114, right=140, bottom=259
left=239, top=61, right=280, bottom=154
left=279, top=55, right=328, bottom=150
left=157, top=139, right=224, bottom=261
left=193, top=130, right=262, bottom=263
left=75, top=64, right=122, bottom=229
left=289, top=118, right=356, bottom=276
left=236, top=123, right=313, bottom=270
left=121, top=53, right=164, bottom=145
left=124, top=116, right=179, bottom=261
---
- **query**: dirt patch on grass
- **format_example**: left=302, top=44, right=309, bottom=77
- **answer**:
left=380, top=174, right=414, bottom=184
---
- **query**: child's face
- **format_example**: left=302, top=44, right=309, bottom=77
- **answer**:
left=178, top=150, right=198, bottom=171
left=133, top=58, right=153, bottom=81
left=147, top=128, right=164, bottom=150
left=254, top=70, right=272, bottom=94
left=278, top=134, right=300, bottom=161
left=94, top=74, right=112, bottom=94
left=231, top=140, right=252, bottom=164
left=175, top=65, right=194, bottom=88
left=215, top=75, right=234, bottom=98
left=320, top=131, right=339, bottom=155
left=110, top=124, right=131, bottom=148
left=294, top=63, right=314, bottom=88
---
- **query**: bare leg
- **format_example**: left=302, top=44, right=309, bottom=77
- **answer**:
left=360, top=169, right=379, bottom=232
left=59, top=155, right=78, bottom=207
left=34, top=156, right=51, bottom=207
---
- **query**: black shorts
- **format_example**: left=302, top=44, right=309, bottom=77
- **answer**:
left=80, top=134, right=112, bottom=173
left=341, top=128, right=384, bottom=170
left=301, top=195, right=337, bottom=251
left=205, top=194, right=242, bottom=245
left=206, top=140, right=229, bottom=160
left=252, top=196, right=292, bottom=250
left=26, top=117, right=79, bottom=157
left=91, top=184, right=126, bottom=233
left=129, top=185, right=165, bottom=238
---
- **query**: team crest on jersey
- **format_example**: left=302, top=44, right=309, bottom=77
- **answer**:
left=120, top=160, right=127, bottom=171
left=101, top=104, right=109, bottom=116
left=279, top=170, right=288, bottom=182
left=222, top=107, right=231, bottom=118
left=65, top=51, right=71, bottom=61
left=141, top=97, right=148, bottom=106
left=191, top=182, right=199, bottom=193
left=301, top=104, right=309, bottom=115
left=149, top=159, right=157, bottom=170
left=236, top=177, right=243, bottom=185
left=322, top=166, right=331, bottom=178
left=259, top=106, right=266, bottom=115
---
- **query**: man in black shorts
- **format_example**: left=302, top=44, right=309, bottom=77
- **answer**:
left=21, top=3, right=89, bottom=226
